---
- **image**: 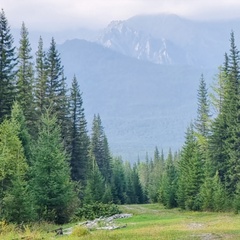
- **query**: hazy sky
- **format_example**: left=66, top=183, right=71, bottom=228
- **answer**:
left=1, top=0, right=240, bottom=31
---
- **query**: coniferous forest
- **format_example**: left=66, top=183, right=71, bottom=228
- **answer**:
left=1, top=9, right=240, bottom=224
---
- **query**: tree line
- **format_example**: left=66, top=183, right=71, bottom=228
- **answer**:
left=1, top=8, right=240, bottom=224
left=139, top=32, right=240, bottom=213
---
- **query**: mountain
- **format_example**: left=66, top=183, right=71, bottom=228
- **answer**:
left=97, top=20, right=184, bottom=65
left=58, top=38, right=214, bottom=161
left=57, top=14, right=240, bottom=160
left=97, top=14, right=240, bottom=68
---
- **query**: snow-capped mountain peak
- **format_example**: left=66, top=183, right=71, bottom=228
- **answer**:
left=97, top=20, right=175, bottom=65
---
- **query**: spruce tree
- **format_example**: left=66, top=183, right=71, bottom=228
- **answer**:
left=0, top=116, right=33, bottom=222
left=16, top=22, right=34, bottom=127
left=209, top=65, right=229, bottom=183
left=84, top=158, right=105, bottom=204
left=148, top=147, right=164, bottom=203
left=159, top=149, right=177, bottom=208
left=31, top=110, right=77, bottom=223
left=34, top=36, right=47, bottom=121
left=90, top=114, right=112, bottom=183
left=69, top=75, right=89, bottom=183
left=132, top=163, right=145, bottom=203
left=111, top=157, right=126, bottom=204
left=0, top=9, right=17, bottom=121
left=124, top=161, right=135, bottom=204
left=45, top=38, right=70, bottom=144
left=177, top=124, right=203, bottom=210
left=194, top=74, right=210, bottom=137
left=222, top=32, right=240, bottom=194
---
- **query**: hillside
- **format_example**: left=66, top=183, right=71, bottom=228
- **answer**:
left=58, top=38, right=214, bottom=160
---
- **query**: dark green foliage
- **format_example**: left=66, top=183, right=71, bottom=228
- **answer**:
left=76, top=202, right=121, bottom=220
left=90, top=114, right=112, bottom=183
left=84, top=159, right=105, bottom=204
left=194, top=74, right=210, bottom=137
left=110, top=157, right=126, bottom=204
left=0, top=9, right=17, bottom=121
left=212, top=172, right=227, bottom=212
left=34, top=36, right=48, bottom=121
left=69, top=75, right=89, bottom=183
left=30, top=110, right=77, bottom=224
left=159, top=150, right=177, bottom=208
left=177, top=125, right=203, bottom=210
left=16, top=22, right=34, bottom=126
left=132, top=163, right=145, bottom=203
left=0, top=113, right=34, bottom=223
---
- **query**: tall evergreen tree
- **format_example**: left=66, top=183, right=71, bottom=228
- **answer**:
left=90, top=114, right=112, bottom=183
left=177, top=124, right=203, bottom=210
left=159, top=149, right=177, bottom=208
left=31, top=110, right=77, bottom=223
left=209, top=65, right=229, bottom=183
left=69, top=75, right=89, bottom=183
left=148, top=147, right=164, bottom=203
left=224, top=31, right=240, bottom=194
left=0, top=9, right=17, bottom=121
left=0, top=115, right=33, bottom=223
left=83, top=158, right=105, bottom=204
left=111, top=157, right=126, bottom=204
left=34, top=36, right=47, bottom=121
left=194, top=74, right=210, bottom=137
left=45, top=37, right=70, bottom=143
left=16, top=22, right=34, bottom=126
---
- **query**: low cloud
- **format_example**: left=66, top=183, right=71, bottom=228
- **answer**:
left=1, top=0, right=240, bottom=31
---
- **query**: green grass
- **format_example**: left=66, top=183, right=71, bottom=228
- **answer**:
left=1, top=204, right=240, bottom=239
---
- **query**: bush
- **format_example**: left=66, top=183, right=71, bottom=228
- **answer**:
left=71, top=226, right=89, bottom=237
left=76, top=202, right=121, bottom=220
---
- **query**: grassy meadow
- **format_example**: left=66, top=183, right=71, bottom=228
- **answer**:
left=1, top=204, right=240, bottom=239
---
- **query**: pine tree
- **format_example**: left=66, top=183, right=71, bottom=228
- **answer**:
left=69, top=75, right=89, bottom=183
left=132, top=163, right=145, bottom=203
left=137, top=153, right=150, bottom=201
left=34, top=36, right=47, bottom=121
left=148, top=147, right=164, bottom=203
left=159, top=149, right=177, bottom=208
left=31, top=110, right=77, bottom=223
left=16, top=22, right=34, bottom=126
left=124, top=161, right=135, bottom=204
left=194, top=74, right=210, bottom=137
left=0, top=116, right=33, bottom=222
left=111, top=157, right=126, bottom=204
left=45, top=38, right=70, bottom=144
left=212, top=172, right=227, bottom=212
left=0, top=9, right=17, bottom=121
left=209, top=65, right=229, bottom=183
left=90, top=114, right=112, bottom=183
left=84, top=158, right=105, bottom=204
left=222, top=32, right=240, bottom=194
left=177, top=124, right=203, bottom=210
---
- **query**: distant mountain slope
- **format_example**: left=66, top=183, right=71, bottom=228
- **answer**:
left=97, top=20, right=185, bottom=65
left=58, top=38, right=215, bottom=160
left=97, top=14, right=240, bottom=68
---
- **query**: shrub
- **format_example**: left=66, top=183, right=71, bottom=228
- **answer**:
left=71, top=226, right=89, bottom=237
left=76, top=202, right=121, bottom=220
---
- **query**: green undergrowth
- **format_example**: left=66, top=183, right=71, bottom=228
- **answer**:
left=1, top=204, right=240, bottom=239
